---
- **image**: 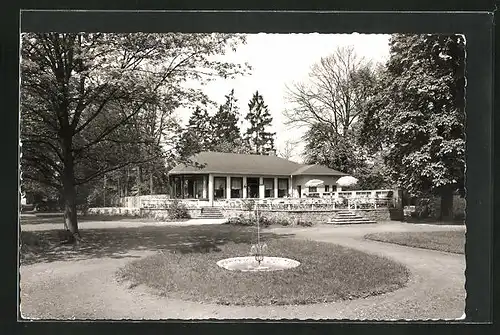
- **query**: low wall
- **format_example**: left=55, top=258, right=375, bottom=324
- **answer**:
left=86, top=207, right=394, bottom=224
left=86, top=207, right=141, bottom=216
left=140, top=208, right=202, bottom=220
left=221, top=208, right=393, bottom=224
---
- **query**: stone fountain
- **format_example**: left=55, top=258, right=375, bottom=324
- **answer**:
left=216, top=200, right=300, bottom=272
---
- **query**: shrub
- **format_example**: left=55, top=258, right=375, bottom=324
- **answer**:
left=272, top=217, right=291, bottom=226
left=296, top=219, right=314, bottom=227
left=242, top=199, right=256, bottom=211
left=226, top=214, right=271, bottom=227
left=167, top=200, right=191, bottom=220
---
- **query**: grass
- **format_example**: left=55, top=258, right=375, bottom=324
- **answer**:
left=364, top=231, right=465, bottom=254
left=20, top=214, right=149, bottom=225
left=20, top=224, right=295, bottom=265
left=117, top=238, right=409, bottom=306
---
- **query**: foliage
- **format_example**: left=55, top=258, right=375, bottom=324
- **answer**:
left=295, top=219, right=314, bottom=227
left=244, top=91, right=276, bottom=155
left=226, top=214, right=272, bottom=227
left=175, top=89, right=251, bottom=157
left=303, top=122, right=365, bottom=174
left=167, top=200, right=191, bottom=220
left=20, top=32, right=249, bottom=236
left=241, top=199, right=256, bottom=211
left=360, top=34, right=465, bottom=199
left=210, top=89, right=243, bottom=149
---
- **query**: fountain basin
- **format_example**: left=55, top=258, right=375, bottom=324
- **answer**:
left=217, top=256, right=300, bottom=272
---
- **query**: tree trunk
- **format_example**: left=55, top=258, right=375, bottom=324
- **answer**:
left=125, top=167, right=129, bottom=197
left=150, top=171, right=154, bottom=195
left=137, top=165, right=141, bottom=196
left=61, top=145, right=81, bottom=244
left=440, top=186, right=454, bottom=222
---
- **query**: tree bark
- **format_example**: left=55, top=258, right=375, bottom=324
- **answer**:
left=440, top=186, right=454, bottom=222
left=125, top=167, right=129, bottom=196
left=150, top=171, right=154, bottom=195
left=61, top=141, right=81, bottom=244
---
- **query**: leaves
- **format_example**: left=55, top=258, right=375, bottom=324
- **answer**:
left=363, top=34, right=466, bottom=196
left=21, top=33, right=250, bottom=208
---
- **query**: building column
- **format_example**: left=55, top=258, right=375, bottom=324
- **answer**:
left=259, top=177, right=265, bottom=199
left=208, top=174, right=214, bottom=205
left=202, top=175, right=207, bottom=199
left=242, top=176, right=247, bottom=198
left=288, top=177, right=293, bottom=198
left=226, top=176, right=231, bottom=199
left=274, top=177, right=278, bottom=198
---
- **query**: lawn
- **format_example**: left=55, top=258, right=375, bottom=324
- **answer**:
left=118, top=238, right=409, bottom=306
left=19, top=224, right=294, bottom=265
left=364, top=231, right=465, bottom=254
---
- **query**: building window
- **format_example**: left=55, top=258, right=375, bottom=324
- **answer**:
left=332, top=185, right=337, bottom=192
left=308, top=186, right=317, bottom=193
left=230, top=177, right=243, bottom=198
left=325, top=185, right=329, bottom=192
left=214, top=177, right=226, bottom=199
left=263, top=178, right=274, bottom=198
left=278, top=178, right=289, bottom=198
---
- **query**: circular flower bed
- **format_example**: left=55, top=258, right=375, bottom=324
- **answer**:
left=118, top=238, right=409, bottom=306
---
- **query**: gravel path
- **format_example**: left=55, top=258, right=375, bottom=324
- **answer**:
left=20, top=222, right=465, bottom=320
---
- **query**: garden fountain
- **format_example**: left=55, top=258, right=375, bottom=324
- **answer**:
left=216, top=199, right=300, bottom=272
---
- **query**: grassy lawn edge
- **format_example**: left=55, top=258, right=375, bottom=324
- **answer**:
left=364, top=231, right=465, bottom=254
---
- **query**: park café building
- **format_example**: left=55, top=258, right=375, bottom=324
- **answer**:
left=168, top=151, right=348, bottom=204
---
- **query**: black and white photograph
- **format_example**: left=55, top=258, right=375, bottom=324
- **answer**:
left=19, top=27, right=469, bottom=320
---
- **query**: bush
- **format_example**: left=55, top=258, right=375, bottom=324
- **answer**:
left=167, top=200, right=191, bottom=220
left=226, top=214, right=271, bottom=227
left=242, top=199, right=256, bottom=211
left=296, top=219, right=314, bottom=227
left=273, top=217, right=291, bottom=226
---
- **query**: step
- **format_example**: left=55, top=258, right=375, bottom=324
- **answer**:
left=330, top=218, right=371, bottom=222
left=327, top=220, right=377, bottom=225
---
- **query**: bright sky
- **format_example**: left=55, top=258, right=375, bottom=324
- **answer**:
left=175, top=33, right=391, bottom=163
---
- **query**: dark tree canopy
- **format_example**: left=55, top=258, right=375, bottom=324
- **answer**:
left=360, top=34, right=465, bottom=220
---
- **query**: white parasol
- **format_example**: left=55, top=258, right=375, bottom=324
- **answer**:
left=304, top=179, right=324, bottom=187
left=336, top=176, right=358, bottom=187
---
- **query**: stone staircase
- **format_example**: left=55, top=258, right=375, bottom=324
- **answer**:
left=199, top=207, right=225, bottom=219
left=327, top=211, right=376, bottom=225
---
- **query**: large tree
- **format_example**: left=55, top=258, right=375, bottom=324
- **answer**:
left=175, top=107, right=213, bottom=158
left=360, top=34, right=466, bottom=220
left=284, top=46, right=377, bottom=138
left=284, top=46, right=379, bottom=172
left=20, top=33, right=248, bottom=242
left=210, top=89, right=242, bottom=149
left=244, top=91, right=276, bottom=155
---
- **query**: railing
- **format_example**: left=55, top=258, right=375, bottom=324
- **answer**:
left=212, top=197, right=393, bottom=211
left=121, top=189, right=395, bottom=210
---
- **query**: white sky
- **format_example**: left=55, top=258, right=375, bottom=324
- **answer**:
left=175, top=33, right=391, bottom=163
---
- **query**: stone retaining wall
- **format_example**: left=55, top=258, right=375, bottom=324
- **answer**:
left=221, top=208, right=393, bottom=224
left=87, top=207, right=394, bottom=224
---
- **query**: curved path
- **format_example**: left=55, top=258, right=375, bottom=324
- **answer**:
left=20, top=222, right=465, bottom=320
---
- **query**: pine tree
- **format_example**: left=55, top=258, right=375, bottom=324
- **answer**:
left=175, top=107, right=212, bottom=158
left=245, top=91, right=276, bottom=155
left=210, top=89, right=242, bottom=149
